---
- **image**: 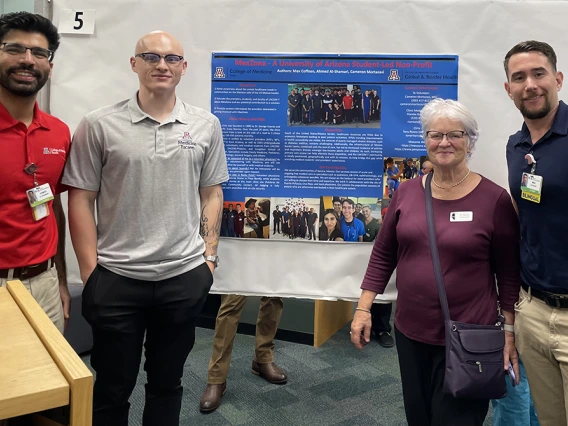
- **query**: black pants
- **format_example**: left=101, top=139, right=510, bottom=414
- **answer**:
left=290, top=107, right=298, bottom=123
left=295, top=106, right=302, bottom=123
left=82, top=263, right=213, bottom=426
left=314, top=109, right=321, bottom=122
left=395, top=327, right=489, bottom=426
left=370, top=302, right=392, bottom=334
left=273, top=219, right=281, bottom=233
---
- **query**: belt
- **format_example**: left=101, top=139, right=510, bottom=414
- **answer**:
left=0, top=256, right=55, bottom=281
left=521, top=283, right=568, bottom=309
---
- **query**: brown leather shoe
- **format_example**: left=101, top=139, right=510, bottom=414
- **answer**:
left=199, top=382, right=227, bottom=413
left=251, top=361, right=288, bottom=384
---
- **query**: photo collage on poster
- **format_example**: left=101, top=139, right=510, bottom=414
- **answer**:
left=221, top=196, right=392, bottom=244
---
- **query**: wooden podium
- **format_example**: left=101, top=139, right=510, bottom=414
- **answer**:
left=0, top=281, right=93, bottom=425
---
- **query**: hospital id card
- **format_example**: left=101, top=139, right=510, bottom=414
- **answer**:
left=26, top=183, right=54, bottom=221
left=520, top=173, right=543, bottom=204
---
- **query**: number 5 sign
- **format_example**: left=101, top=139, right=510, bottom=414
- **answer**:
left=58, top=9, right=96, bottom=35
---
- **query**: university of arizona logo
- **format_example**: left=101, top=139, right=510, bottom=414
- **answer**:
left=43, top=147, right=66, bottom=155
left=178, top=131, right=195, bottom=150
left=388, top=69, right=401, bottom=81
left=214, top=67, right=226, bottom=78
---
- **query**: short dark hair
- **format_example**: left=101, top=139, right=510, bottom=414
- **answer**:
left=386, top=157, right=394, bottom=164
left=0, top=12, right=60, bottom=59
left=504, top=40, right=557, bottom=78
left=342, top=198, right=355, bottom=207
left=236, top=203, right=241, bottom=207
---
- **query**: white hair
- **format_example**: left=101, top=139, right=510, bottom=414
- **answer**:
left=420, top=98, right=479, bottom=156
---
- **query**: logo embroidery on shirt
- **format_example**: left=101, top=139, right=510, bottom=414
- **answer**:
left=43, top=147, right=67, bottom=155
left=178, top=132, right=195, bottom=150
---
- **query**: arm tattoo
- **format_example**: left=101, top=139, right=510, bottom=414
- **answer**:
left=200, top=207, right=209, bottom=237
left=200, top=188, right=223, bottom=255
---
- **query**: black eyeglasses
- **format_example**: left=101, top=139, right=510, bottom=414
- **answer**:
left=135, top=52, right=184, bottom=66
left=0, top=42, right=53, bottom=61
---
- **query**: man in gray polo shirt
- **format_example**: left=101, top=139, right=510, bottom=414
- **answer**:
left=63, top=31, right=228, bottom=426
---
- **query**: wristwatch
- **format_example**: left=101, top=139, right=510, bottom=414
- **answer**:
left=205, top=255, right=219, bottom=268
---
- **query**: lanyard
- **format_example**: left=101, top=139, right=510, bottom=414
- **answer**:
left=345, top=220, right=356, bottom=239
left=22, top=126, right=39, bottom=186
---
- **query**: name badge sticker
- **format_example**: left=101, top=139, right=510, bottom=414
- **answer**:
left=450, top=211, right=473, bottom=222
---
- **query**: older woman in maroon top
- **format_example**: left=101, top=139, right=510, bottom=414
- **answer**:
left=351, top=98, right=521, bottom=426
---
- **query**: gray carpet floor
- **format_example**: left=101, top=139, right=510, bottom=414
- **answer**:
left=82, top=324, right=495, bottom=425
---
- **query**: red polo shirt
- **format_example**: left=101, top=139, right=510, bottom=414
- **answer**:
left=0, top=102, right=71, bottom=269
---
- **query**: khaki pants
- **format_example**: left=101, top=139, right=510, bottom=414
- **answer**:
left=515, top=287, right=568, bottom=425
left=0, top=266, right=64, bottom=333
left=207, top=294, right=283, bottom=384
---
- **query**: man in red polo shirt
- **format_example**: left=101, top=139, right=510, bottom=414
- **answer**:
left=343, top=89, right=353, bottom=123
left=0, top=12, right=70, bottom=333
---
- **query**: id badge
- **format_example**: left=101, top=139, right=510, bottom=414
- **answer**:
left=520, top=172, right=543, bottom=203
left=450, top=211, right=473, bottom=222
left=26, top=183, right=54, bottom=221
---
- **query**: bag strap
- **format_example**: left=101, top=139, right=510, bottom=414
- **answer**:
left=424, top=173, right=452, bottom=323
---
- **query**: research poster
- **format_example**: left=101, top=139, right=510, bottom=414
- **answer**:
left=211, top=53, right=458, bottom=242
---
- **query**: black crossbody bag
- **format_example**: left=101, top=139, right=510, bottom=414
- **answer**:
left=424, top=173, right=507, bottom=400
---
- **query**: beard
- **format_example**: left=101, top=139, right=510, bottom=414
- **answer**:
left=520, top=95, right=552, bottom=120
left=0, top=64, right=49, bottom=97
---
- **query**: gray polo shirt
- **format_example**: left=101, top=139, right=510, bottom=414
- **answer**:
left=63, top=94, right=229, bottom=281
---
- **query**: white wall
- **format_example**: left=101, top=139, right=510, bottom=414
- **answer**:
left=3, top=0, right=34, bottom=13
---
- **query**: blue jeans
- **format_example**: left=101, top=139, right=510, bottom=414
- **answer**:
left=387, top=179, right=399, bottom=196
left=491, top=358, right=539, bottom=426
